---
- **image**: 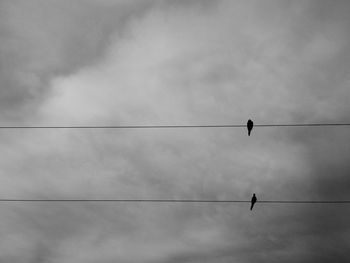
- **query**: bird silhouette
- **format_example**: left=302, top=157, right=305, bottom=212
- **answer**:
left=247, top=119, right=254, bottom=136
left=250, top=193, right=257, bottom=210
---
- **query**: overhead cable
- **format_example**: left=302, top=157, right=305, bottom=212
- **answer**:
left=0, top=123, right=350, bottom=129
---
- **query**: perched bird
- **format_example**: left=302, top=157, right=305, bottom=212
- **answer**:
left=247, top=119, right=254, bottom=136
left=250, top=193, right=257, bottom=210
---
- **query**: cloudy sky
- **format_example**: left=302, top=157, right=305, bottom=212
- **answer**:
left=1, top=0, right=350, bottom=262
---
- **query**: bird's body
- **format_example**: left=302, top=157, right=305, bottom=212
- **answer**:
left=250, top=193, right=257, bottom=210
left=247, top=119, right=254, bottom=136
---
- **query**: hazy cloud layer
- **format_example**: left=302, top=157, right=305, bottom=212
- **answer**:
left=0, top=0, right=350, bottom=262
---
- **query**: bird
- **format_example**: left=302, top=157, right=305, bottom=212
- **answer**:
left=250, top=193, right=257, bottom=210
left=247, top=119, right=254, bottom=136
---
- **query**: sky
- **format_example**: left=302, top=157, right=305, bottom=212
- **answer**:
left=0, top=0, right=350, bottom=262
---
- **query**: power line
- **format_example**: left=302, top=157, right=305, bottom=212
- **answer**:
left=0, top=199, right=349, bottom=203
left=0, top=123, right=349, bottom=129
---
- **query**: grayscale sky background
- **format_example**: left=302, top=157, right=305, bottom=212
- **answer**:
left=0, top=0, right=350, bottom=262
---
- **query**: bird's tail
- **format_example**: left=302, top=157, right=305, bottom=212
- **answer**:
left=248, top=130, right=251, bottom=136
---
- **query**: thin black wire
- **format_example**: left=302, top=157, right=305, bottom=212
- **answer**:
left=0, top=124, right=348, bottom=204
left=0, top=123, right=349, bottom=129
left=0, top=199, right=349, bottom=203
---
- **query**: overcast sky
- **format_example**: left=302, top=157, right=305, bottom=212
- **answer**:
left=1, top=0, right=350, bottom=262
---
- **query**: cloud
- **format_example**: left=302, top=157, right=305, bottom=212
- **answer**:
left=0, top=0, right=153, bottom=121
left=1, top=0, right=350, bottom=262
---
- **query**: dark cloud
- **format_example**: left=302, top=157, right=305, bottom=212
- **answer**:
left=1, top=0, right=350, bottom=262
left=0, top=0, right=154, bottom=121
